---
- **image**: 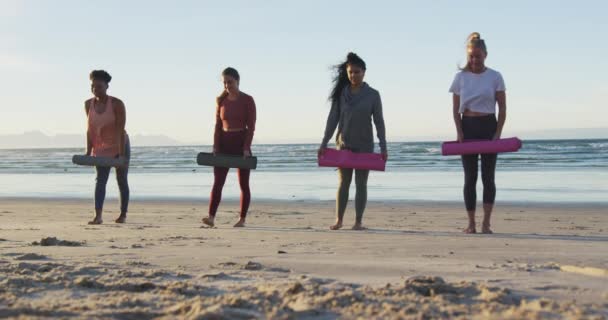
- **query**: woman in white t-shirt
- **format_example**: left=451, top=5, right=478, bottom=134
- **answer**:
left=449, top=32, right=507, bottom=234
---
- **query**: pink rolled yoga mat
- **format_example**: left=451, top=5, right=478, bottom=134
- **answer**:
left=441, top=137, right=522, bottom=156
left=318, top=148, right=386, bottom=171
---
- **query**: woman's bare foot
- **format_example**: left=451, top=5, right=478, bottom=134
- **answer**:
left=233, top=218, right=246, bottom=228
left=330, top=220, right=343, bottom=230
left=202, top=216, right=215, bottom=227
left=88, top=216, right=103, bottom=225
left=463, top=225, right=476, bottom=234
left=481, top=223, right=493, bottom=234
left=115, top=215, right=126, bottom=224
left=352, top=223, right=367, bottom=230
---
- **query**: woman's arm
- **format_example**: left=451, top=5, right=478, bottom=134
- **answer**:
left=452, top=94, right=463, bottom=142
left=494, top=91, right=506, bottom=140
left=84, top=101, right=93, bottom=155
left=372, top=93, right=388, bottom=160
left=114, top=99, right=127, bottom=156
left=319, top=101, right=340, bottom=156
left=243, top=96, right=257, bottom=156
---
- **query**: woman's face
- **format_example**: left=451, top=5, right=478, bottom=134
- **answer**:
left=91, top=79, right=108, bottom=97
left=468, top=47, right=487, bottom=72
left=222, top=75, right=239, bottom=94
left=347, top=64, right=365, bottom=86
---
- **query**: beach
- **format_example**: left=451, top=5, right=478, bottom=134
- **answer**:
left=3, top=0, right=608, bottom=318
left=1, top=198, right=606, bottom=319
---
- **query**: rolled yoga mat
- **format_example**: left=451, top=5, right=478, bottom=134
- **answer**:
left=441, top=137, right=522, bottom=156
left=196, top=152, right=257, bottom=170
left=72, top=155, right=128, bottom=167
left=318, top=148, right=386, bottom=171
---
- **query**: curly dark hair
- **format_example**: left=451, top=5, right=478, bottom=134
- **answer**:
left=89, top=70, right=112, bottom=83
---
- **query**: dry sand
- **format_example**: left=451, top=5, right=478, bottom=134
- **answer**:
left=1, top=198, right=607, bottom=319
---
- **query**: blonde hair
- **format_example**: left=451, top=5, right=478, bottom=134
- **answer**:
left=459, top=32, right=487, bottom=71
left=467, top=32, right=487, bottom=53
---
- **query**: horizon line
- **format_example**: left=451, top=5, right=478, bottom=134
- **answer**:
left=1, top=137, right=607, bottom=151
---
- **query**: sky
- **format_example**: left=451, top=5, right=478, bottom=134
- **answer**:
left=1, top=0, right=607, bottom=144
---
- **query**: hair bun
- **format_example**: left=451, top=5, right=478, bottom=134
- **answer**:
left=468, top=32, right=481, bottom=42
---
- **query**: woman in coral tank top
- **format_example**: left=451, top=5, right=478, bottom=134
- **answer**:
left=85, top=70, right=130, bottom=225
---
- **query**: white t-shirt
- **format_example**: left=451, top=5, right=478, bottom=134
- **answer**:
left=449, top=68, right=506, bottom=114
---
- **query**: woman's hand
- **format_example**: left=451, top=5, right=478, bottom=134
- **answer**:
left=243, top=150, right=252, bottom=158
left=318, top=147, right=326, bottom=158
left=457, top=130, right=464, bottom=143
left=493, top=132, right=502, bottom=141
left=381, top=151, right=388, bottom=162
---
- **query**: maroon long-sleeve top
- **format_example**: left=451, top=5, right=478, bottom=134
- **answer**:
left=213, top=93, right=256, bottom=152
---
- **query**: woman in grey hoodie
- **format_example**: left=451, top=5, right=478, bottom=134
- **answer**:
left=318, top=52, right=388, bottom=230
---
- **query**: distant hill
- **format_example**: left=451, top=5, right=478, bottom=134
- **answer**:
left=0, top=131, right=182, bottom=149
left=1, top=127, right=606, bottom=149
left=390, top=127, right=608, bottom=143
left=512, top=127, right=608, bottom=140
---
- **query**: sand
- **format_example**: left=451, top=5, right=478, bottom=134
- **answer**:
left=0, top=198, right=607, bottom=319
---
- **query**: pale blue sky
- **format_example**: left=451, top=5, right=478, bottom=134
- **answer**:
left=1, top=0, right=606, bottom=144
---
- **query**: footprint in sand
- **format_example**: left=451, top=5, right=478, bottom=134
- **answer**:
left=199, top=272, right=234, bottom=281
left=126, top=261, right=151, bottom=266
left=15, top=253, right=48, bottom=260
left=215, top=261, right=265, bottom=271
left=32, top=237, right=85, bottom=247
left=534, top=285, right=579, bottom=291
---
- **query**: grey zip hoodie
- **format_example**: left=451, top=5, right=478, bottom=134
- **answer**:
left=321, top=83, right=387, bottom=153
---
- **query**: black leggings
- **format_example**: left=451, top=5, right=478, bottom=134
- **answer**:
left=461, top=115, right=497, bottom=211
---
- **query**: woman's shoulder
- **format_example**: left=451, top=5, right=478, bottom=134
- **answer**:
left=365, top=84, right=381, bottom=97
left=485, top=67, right=503, bottom=78
left=454, top=70, right=468, bottom=76
left=239, top=92, right=254, bottom=101
left=239, top=92, right=256, bottom=106
left=109, top=96, right=124, bottom=105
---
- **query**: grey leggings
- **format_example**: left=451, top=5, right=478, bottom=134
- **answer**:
left=95, top=137, right=130, bottom=214
left=336, top=168, right=370, bottom=223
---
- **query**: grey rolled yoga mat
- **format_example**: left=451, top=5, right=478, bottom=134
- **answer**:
left=72, top=155, right=128, bottom=168
left=196, top=152, right=257, bottom=169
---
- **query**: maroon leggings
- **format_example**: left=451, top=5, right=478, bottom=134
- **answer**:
left=208, top=131, right=251, bottom=218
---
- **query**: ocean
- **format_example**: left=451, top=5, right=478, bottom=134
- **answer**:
left=0, top=139, right=606, bottom=204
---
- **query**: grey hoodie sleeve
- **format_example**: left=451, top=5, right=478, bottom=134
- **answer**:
left=321, top=100, right=340, bottom=148
left=372, top=92, right=387, bottom=153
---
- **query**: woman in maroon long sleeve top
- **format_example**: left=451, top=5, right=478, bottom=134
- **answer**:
left=203, top=67, right=256, bottom=228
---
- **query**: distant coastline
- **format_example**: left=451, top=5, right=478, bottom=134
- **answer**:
left=0, top=128, right=607, bottom=149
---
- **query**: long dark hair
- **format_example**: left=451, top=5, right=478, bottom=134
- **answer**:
left=329, top=52, right=366, bottom=106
